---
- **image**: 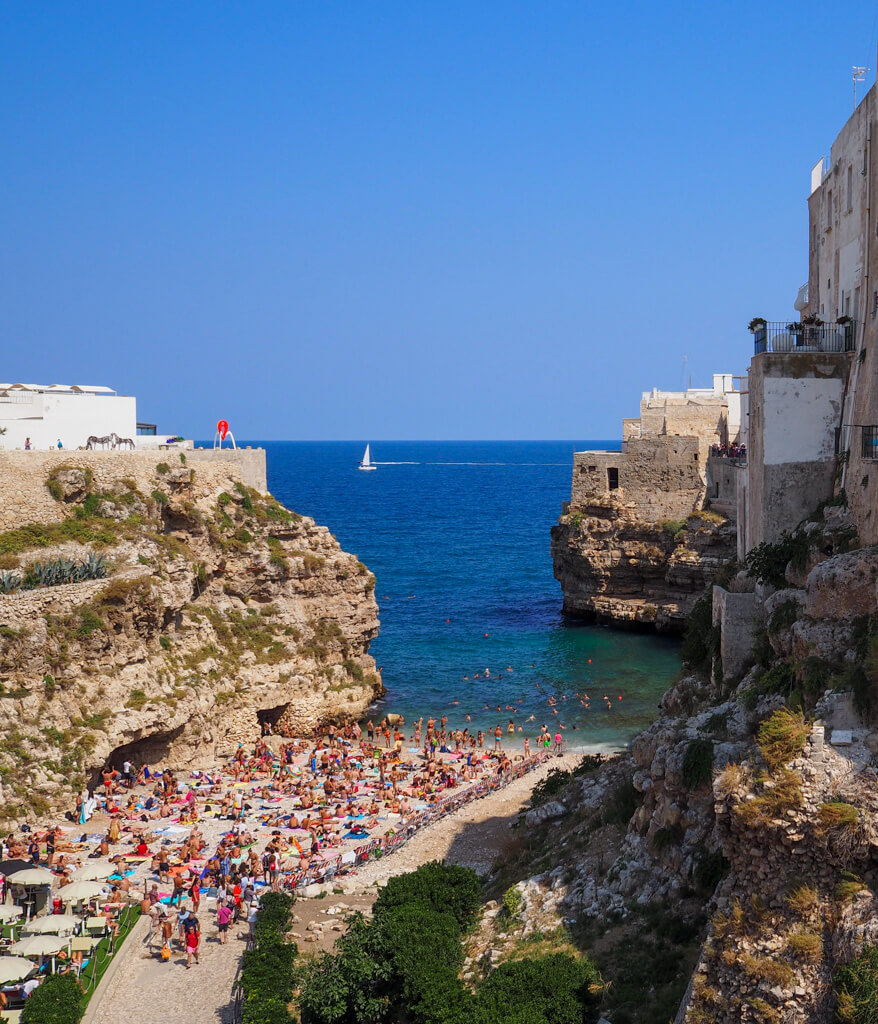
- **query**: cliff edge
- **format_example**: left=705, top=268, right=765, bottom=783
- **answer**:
left=0, top=450, right=380, bottom=823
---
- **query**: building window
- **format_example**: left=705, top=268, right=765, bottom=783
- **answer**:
left=588, top=465, right=596, bottom=472
left=826, top=190, right=833, bottom=229
left=137, top=422, right=157, bottom=436
left=847, top=165, right=853, bottom=211
left=863, top=426, right=878, bottom=460
left=607, top=468, right=619, bottom=490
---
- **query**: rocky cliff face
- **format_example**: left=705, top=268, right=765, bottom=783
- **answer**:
left=551, top=502, right=737, bottom=632
left=482, top=530, right=878, bottom=1024
left=0, top=453, right=379, bottom=823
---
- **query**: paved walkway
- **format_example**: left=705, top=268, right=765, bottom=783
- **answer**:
left=86, top=915, right=248, bottom=1024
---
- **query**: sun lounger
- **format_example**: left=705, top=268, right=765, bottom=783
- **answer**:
left=85, top=917, right=108, bottom=937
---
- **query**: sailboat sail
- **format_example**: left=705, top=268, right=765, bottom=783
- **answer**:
left=358, top=444, right=376, bottom=470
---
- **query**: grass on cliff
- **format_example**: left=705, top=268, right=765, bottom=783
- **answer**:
left=835, top=943, right=878, bottom=1023
left=0, top=516, right=122, bottom=555
left=757, top=708, right=809, bottom=771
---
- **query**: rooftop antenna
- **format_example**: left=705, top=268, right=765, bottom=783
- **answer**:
left=853, top=66, right=870, bottom=110
left=681, top=354, right=688, bottom=391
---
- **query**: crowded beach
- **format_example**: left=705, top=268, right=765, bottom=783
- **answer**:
left=0, top=713, right=554, bottom=1012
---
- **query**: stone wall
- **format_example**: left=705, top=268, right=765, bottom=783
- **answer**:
left=712, top=585, right=759, bottom=682
left=0, top=448, right=266, bottom=530
left=189, top=447, right=267, bottom=490
left=571, top=436, right=706, bottom=523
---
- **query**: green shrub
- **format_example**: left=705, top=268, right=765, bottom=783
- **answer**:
left=77, top=607, right=105, bottom=637
left=235, top=481, right=254, bottom=512
left=374, top=861, right=481, bottom=931
left=757, top=708, right=809, bottom=771
left=477, top=954, right=601, bottom=1024
left=151, top=490, right=169, bottom=506
left=602, top=778, right=638, bottom=825
left=240, top=892, right=296, bottom=1024
left=155, top=462, right=170, bottom=475
left=20, top=973, right=83, bottom=1024
left=682, top=738, right=714, bottom=789
left=835, top=943, right=878, bottom=1022
left=681, top=591, right=719, bottom=673
left=502, top=885, right=523, bottom=919
left=658, top=519, right=687, bottom=540
left=744, top=531, right=811, bottom=588
left=768, top=599, right=800, bottom=633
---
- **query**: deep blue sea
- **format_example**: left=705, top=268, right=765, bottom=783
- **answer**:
left=250, top=441, right=679, bottom=752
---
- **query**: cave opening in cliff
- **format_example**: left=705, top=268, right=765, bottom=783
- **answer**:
left=91, top=726, right=187, bottom=788
left=257, top=703, right=291, bottom=734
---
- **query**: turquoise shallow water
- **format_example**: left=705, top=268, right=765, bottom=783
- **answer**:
left=257, top=441, right=680, bottom=751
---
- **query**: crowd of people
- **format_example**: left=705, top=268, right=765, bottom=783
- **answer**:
left=710, top=441, right=747, bottom=459
left=1, top=713, right=553, bottom=973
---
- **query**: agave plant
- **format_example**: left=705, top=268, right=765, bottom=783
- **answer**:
left=83, top=553, right=108, bottom=580
left=0, top=571, right=21, bottom=594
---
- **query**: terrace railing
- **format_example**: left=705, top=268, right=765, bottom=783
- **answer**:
left=863, top=425, right=878, bottom=460
left=751, top=320, right=856, bottom=355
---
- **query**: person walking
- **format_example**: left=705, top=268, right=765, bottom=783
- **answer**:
left=185, top=915, right=200, bottom=967
left=216, top=900, right=233, bottom=945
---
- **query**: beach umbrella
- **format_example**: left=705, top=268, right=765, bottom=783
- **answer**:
left=0, top=859, right=32, bottom=876
left=22, top=914, right=79, bottom=935
left=0, top=956, right=36, bottom=983
left=56, top=881, right=105, bottom=902
left=0, top=905, right=23, bottom=922
left=70, top=863, right=114, bottom=882
left=10, top=934, right=68, bottom=957
left=6, top=868, right=55, bottom=886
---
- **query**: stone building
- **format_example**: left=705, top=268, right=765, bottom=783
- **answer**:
left=570, top=375, right=742, bottom=523
left=804, top=79, right=878, bottom=546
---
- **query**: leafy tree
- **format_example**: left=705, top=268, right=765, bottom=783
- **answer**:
left=373, top=861, right=482, bottom=930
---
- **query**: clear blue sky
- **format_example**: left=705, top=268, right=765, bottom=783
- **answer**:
left=1, top=1, right=876, bottom=439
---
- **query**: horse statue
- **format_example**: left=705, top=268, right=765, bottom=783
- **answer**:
left=85, top=435, right=113, bottom=450
left=115, top=437, right=135, bottom=450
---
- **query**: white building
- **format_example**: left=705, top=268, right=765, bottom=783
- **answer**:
left=0, top=383, right=137, bottom=450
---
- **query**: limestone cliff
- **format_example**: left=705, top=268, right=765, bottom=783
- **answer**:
left=0, top=451, right=380, bottom=823
left=483, top=526, right=878, bottom=1023
left=551, top=502, right=736, bottom=632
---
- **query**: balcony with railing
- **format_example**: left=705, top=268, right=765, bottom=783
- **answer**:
left=749, top=320, right=856, bottom=355
left=863, top=426, right=878, bottom=460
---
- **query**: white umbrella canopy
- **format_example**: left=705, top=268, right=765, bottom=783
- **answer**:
left=6, top=868, right=55, bottom=886
left=56, top=881, right=105, bottom=902
left=22, top=914, right=79, bottom=935
left=10, top=933, right=68, bottom=956
left=0, top=905, right=23, bottom=922
left=0, top=956, right=36, bottom=983
left=70, top=863, right=114, bottom=882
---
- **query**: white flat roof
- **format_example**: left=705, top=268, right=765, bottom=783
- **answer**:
left=0, top=383, right=117, bottom=394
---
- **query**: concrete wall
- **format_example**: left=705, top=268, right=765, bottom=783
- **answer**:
left=0, top=392, right=137, bottom=451
left=713, top=585, right=759, bottom=682
left=189, top=447, right=267, bottom=491
left=745, top=352, right=848, bottom=548
left=706, top=455, right=740, bottom=515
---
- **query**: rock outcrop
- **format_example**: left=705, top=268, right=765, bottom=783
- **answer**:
left=0, top=452, right=380, bottom=823
left=551, top=503, right=736, bottom=631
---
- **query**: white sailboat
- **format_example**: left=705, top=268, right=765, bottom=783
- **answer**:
left=358, top=444, right=377, bottom=471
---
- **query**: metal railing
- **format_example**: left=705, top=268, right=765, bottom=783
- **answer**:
left=863, top=426, right=878, bottom=460
left=751, top=320, right=856, bottom=355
